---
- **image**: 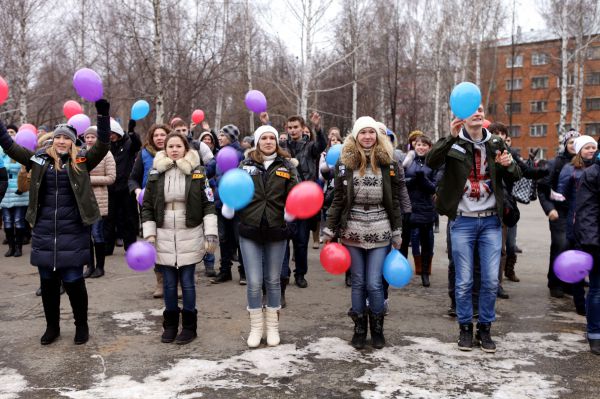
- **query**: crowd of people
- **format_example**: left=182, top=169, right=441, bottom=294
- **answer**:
left=0, top=98, right=598, bottom=356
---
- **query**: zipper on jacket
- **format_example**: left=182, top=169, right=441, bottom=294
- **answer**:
left=53, top=167, right=58, bottom=271
left=173, top=210, right=178, bottom=268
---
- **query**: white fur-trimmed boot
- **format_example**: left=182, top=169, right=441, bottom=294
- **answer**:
left=265, top=307, right=280, bottom=346
left=247, top=308, right=264, bottom=348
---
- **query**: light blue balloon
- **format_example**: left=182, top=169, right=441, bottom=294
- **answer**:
left=131, top=100, right=150, bottom=121
left=449, top=82, right=482, bottom=119
left=325, top=144, right=342, bottom=166
left=218, top=169, right=254, bottom=210
left=383, top=249, right=413, bottom=288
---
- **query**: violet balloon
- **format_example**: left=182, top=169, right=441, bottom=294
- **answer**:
left=73, top=68, right=103, bottom=102
left=125, top=241, right=156, bottom=272
left=553, top=250, right=593, bottom=283
left=15, top=130, right=37, bottom=151
left=244, top=90, right=267, bottom=113
left=137, top=188, right=145, bottom=206
left=68, top=114, right=91, bottom=136
left=216, top=146, right=240, bottom=173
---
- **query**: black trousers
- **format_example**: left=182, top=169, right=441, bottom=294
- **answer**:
left=104, top=189, right=138, bottom=255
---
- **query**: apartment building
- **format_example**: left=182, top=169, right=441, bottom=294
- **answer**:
left=480, top=30, right=600, bottom=159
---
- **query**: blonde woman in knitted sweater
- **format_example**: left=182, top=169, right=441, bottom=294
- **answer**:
left=323, top=116, right=403, bottom=350
left=142, top=132, right=218, bottom=345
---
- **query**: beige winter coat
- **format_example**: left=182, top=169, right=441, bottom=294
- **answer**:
left=144, top=150, right=218, bottom=267
left=90, top=151, right=116, bottom=216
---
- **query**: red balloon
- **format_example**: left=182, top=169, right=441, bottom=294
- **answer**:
left=192, top=109, right=205, bottom=124
left=19, top=123, right=37, bottom=135
left=320, top=243, right=351, bottom=275
left=0, top=76, right=8, bottom=105
left=482, top=119, right=491, bottom=129
left=63, top=100, right=83, bottom=119
left=286, top=181, right=324, bottom=219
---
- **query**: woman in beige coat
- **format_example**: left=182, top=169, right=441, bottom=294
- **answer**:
left=142, top=132, right=218, bottom=345
left=82, top=126, right=116, bottom=278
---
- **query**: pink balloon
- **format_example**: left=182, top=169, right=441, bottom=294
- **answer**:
left=15, top=130, right=37, bottom=151
left=19, top=123, right=37, bottom=134
left=73, top=68, right=103, bottom=102
left=68, top=114, right=91, bottom=136
left=125, top=241, right=156, bottom=272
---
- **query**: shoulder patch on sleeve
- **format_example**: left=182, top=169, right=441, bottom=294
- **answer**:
left=149, top=169, right=159, bottom=175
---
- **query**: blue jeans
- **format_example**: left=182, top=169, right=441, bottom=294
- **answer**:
left=2, top=206, right=27, bottom=229
left=292, top=219, right=310, bottom=277
left=450, top=215, right=502, bottom=324
left=506, top=225, right=517, bottom=258
left=91, top=219, right=105, bottom=243
left=38, top=266, right=83, bottom=283
left=203, top=252, right=215, bottom=268
left=239, top=236, right=286, bottom=310
left=158, top=265, right=196, bottom=312
left=588, top=259, right=600, bottom=339
left=347, top=245, right=388, bottom=314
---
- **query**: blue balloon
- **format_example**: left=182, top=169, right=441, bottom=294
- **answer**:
left=325, top=144, right=342, bottom=166
left=383, top=249, right=413, bottom=288
left=218, top=169, right=254, bottom=210
left=131, top=100, right=150, bottom=121
left=449, top=82, right=482, bottom=119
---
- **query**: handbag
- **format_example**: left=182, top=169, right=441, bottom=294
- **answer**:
left=511, top=177, right=533, bottom=204
left=16, top=166, right=31, bottom=193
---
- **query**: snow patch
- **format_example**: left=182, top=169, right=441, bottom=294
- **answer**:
left=0, top=367, right=28, bottom=399
left=111, top=311, right=155, bottom=334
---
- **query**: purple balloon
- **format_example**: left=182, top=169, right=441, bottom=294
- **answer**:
left=73, top=68, right=103, bottom=102
left=15, top=130, right=37, bottom=151
left=137, top=188, right=145, bottom=206
left=216, top=146, right=240, bottom=173
left=68, top=114, right=91, bottom=136
left=125, top=241, right=156, bottom=272
left=553, top=250, right=593, bottom=283
left=244, top=90, right=267, bottom=113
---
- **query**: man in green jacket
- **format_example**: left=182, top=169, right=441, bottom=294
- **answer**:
left=426, top=105, right=521, bottom=353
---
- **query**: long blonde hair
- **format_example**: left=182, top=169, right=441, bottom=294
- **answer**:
left=347, top=132, right=394, bottom=176
left=46, top=143, right=81, bottom=173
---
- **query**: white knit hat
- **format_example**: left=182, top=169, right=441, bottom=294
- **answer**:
left=352, top=116, right=379, bottom=139
left=574, top=135, right=597, bottom=155
left=253, top=125, right=279, bottom=147
left=110, top=118, right=124, bottom=137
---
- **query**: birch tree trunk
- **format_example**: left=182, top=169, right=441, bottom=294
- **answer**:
left=299, top=0, right=313, bottom=120
left=245, top=0, right=254, bottom=132
left=152, top=0, right=165, bottom=124
left=558, top=1, right=568, bottom=143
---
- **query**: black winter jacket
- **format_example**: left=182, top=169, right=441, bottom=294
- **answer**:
left=404, top=155, right=439, bottom=224
left=574, top=154, right=600, bottom=251
left=284, top=129, right=326, bottom=182
left=537, top=152, right=573, bottom=217
left=110, top=132, right=141, bottom=193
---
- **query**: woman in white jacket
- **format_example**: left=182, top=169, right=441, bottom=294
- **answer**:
left=141, top=132, right=218, bottom=345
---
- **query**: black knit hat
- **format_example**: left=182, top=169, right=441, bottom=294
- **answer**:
left=220, top=124, right=240, bottom=143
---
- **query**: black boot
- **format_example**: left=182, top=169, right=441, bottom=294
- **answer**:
left=90, top=243, right=105, bottom=278
left=238, top=265, right=247, bottom=285
left=421, top=255, right=431, bottom=287
left=210, top=270, right=232, bottom=284
left=3, top=228, right=15, bottom=257
left=40, top=277, right=61, bottom=345
left=348, top=310, right=368, bottom=349
left=475, top=322, right=496, bottom=353
left=345, top=270, right=352, bottom=287
left=161, top=309, right=180, bottom=343
left=447, top=299, right=457, bottom=317
left=63, top=279, right=89, bottom=345
left=589, top=339, right=600, bottom=355
left=458, top=323, right=473, bottom=351
left=83, top=239, right=95, bottom=278
left=421, top=274, right=430, bottom=287
left=175, top=309, right=197, bottom=345
left=368, top=310, right=386, bottom=349
left=280, top=277, right=289, bottom=308
left=13, top=228, right=24, bottom=257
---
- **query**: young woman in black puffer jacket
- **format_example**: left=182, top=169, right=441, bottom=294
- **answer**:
left=0, top=100, right=111, bottom=346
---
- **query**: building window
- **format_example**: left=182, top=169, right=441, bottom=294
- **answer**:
left=556, top=99, right=573, bottom=111
left=506, top=54, right=523, bottom=68
left=555, top=123, right=572, bottom=135
left=530, top=101, right=547, bottom=113
left=556, top=74, right=576, bottom=87
left=588, top=46, right=600, bottom=60
left=509, top=125, right=521, bottom=137
left=531, top=53, right=549, bottom=65
left=505, top=102, right=521, bottom=114
left=586, top=123, right=600, bottom=136
left=586, top=98, right=600, bottom=111
left=487, top=104, right=497, bottom=115
left=531, top=76, right=549, bottom=89
left=530, top=124, right=547, bottom=137
left=586, top=72, right=600, bottom=85
left=506, top=78, right=522, bottom=90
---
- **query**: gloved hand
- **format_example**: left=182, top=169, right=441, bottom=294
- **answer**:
left=392, top=233, right=402, bottom=249
left=128, top=119, right=136, bottom=133
left=321, top=227, right=335, bottom=244
left=205, top=235, right=218, bottom=253
left=147, top=236, right=156, bottom=246
left=95, top=99, right=110, bottom=116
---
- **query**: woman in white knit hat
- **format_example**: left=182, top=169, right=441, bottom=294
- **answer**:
left=323, top=116, right=403, bottom=350
left=238, top=125, right=299, bottom=348
left=557, top=134, right=598, bottom=316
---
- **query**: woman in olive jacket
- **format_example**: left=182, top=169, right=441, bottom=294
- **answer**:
left=237, top=125, right=298, bottom=348
left=322, top=116, right=403, bottom=350
left=0, top=99, right=111, bottom=346
left=142, top=132, right=218, bottom=345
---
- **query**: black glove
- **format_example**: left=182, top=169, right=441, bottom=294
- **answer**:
left=128, top=119, right=136, bottom=133
left=95, top=99, right=110, bottom=116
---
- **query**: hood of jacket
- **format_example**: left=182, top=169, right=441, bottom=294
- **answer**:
left=153, top=149, right=199, bottom=175
left=340, top=135, right=393, bottom=170
left=459, top=127, right=492, bottom=145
